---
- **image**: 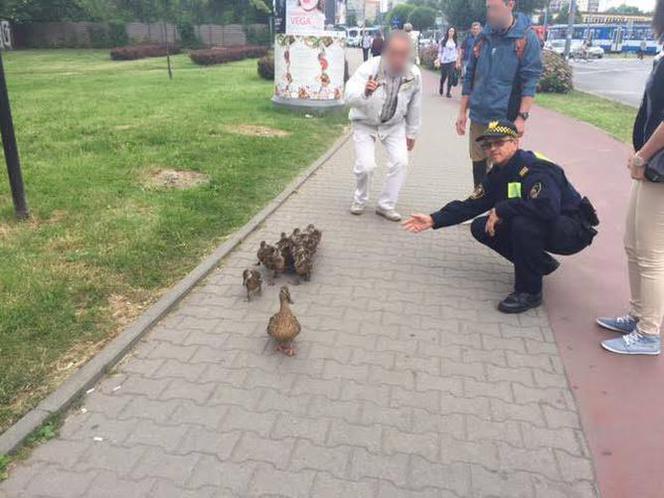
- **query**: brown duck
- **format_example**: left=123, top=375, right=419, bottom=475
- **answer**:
left=267, top=286, right=301, bottom=356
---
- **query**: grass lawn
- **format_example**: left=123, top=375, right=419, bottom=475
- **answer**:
left=0, top=49, right=346, bottom=434
left=536, top=90, right=637, bottom=144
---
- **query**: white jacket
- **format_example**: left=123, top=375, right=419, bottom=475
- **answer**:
left=346, top=57, right=422, bottom=139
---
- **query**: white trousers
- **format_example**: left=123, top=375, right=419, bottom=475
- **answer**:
left=352, top=122, right=409, bottom=211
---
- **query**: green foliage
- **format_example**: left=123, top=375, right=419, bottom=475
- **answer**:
left=108, top=20, right=129, bottom=46
left=177, top=18, right=199, bottom=47
left=408, top=6, right=437, bottom=30
left=538, top=49, right=573, bottom=93
left=606, top=4, right=643, bottom=14
left=87, top=23, right=110, bottom=47
left=386, top=3, right=416, bottom=28
left=257, top=53, right=274, bottom=79
left=0, top=455, right=9, bottom=481
left=441, top=0, right=546, bottom=28
left=552, top=3, right=583, bottom=24
left=245, top=24, right=271, bottom=46
left=346, top=11, right=357, bottom=26
left=440, top=0, right=485, bottom=29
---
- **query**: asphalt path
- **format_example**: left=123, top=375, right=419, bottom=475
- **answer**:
left=570, top=56, right=652, bottom=107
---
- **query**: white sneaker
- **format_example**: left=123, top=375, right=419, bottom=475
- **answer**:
left=350, top=202, right=365, bottom=215
left=375, top=207, right=402, bottom=222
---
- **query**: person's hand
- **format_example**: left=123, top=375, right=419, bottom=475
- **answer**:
left=514, top=116, right=526, bottom=137
left=455, top=112, right=467, bottom=136
left=365, top=75, right=380, bottom=97
left=485, top=209, right=501, bottom=237
left=455, top=60, right=461, bottom=71
left=628, top=153, right=646, bottom=180
left=406, top=138, right=416, bottom=151
left=402, top=213, right=434, bottom=233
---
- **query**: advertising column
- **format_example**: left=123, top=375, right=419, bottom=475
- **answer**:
left=272, top=0, right=347, bottom=110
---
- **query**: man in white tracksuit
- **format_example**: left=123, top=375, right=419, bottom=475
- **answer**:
left=345, top=30, right=422, bottom=222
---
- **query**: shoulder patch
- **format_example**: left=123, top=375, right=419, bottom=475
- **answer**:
left=519, top=166, right=529, bottom=177
left=529, top=181, right=543, bottom=199
left=469, top=184, right=486, bottom=200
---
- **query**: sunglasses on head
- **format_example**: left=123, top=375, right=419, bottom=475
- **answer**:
left=480, top=138, right=513, bottom=150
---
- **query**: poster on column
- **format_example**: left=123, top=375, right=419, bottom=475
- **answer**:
left=286, top=0, right=326, bottom=34
left=274, top=33, right=345, bottom=102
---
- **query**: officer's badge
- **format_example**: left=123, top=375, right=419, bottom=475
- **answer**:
left=469, top=184, right=485, bottom=200
left=519, top=166, right=529, bottom=177
left=529, top=182, right=543, bottom=199
left=488, top=121, right=499, bottom=130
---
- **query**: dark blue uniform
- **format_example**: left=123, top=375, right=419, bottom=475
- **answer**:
left=430, top=149, right=594, bottom=294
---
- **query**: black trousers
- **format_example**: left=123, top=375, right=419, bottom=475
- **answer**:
left=471, top=214, right=592, bottom=294
left=439, top=62, right=455, bottom=95
left=362, top=48, right=369, bottom=61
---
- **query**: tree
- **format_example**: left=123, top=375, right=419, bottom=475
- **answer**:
left=605, top=4, right=643, bottom=14
left=440, top=0, right=485, bottom=29
left=386, top=3, right=416, bottom=28
left=441, top=0, right=547, bottom=29
left=552, top=2, right=582, bottom=24
left=408, top=6, right=437, bottom=30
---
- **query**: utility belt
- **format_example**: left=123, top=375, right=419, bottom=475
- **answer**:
left=568, top=196, right=599, bottom=244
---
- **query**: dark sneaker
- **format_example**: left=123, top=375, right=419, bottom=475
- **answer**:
left=596, top=314, right=638, bottom=334
left=498, top=292, right=543, bottom=314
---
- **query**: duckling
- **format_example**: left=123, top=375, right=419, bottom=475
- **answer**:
left=264, top=248, right=285, bottom=284
left=304, top=224, right=322, bottom=251
left=242, top=269, right=262, bottom=301
left=294, top=245, right=314, bottom=282
left=267, top=286, right=301, bottom=356
left=256, top=241, right=274, bottom=266
left=276, top=232, right=295, bottom=270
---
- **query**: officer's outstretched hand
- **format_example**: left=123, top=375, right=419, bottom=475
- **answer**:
left=402, top=214, right=434, bottom=233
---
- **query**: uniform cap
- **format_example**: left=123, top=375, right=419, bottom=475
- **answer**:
left=476, top=120, right=519, bottom=142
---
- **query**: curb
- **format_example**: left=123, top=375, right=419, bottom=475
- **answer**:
left=0, top=130, right=351, bottom=456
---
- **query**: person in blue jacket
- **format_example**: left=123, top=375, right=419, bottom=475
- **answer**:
left=403, top=121, right=598, bottom=314
left=455, top=0, right=543, bottom=189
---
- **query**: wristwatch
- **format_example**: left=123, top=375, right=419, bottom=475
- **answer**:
left=517, top=112, right=530, bottom=121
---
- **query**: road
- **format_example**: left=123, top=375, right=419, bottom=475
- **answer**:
left=570, top=56, right=651, bottom=107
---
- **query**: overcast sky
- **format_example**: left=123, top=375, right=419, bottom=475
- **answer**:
left=599, top=0, right=656, bottom=11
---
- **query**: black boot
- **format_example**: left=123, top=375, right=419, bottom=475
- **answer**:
left=472, top=160, right=488, bottom=188
left=498, top=292, right=543, bottom=313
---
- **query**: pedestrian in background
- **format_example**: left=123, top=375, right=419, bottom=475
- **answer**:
left=371, top=31, right=384, bottom=57
left=438, top=26, right=459, bottom=98
left=597, top=0, right=664, bottom=356
left=403, top=23, right=420, bottom=65
left=345, top=31, right=422, bottom=222
left=458, top=22, right=482, bottom=77
left=455, top=0, right=543, bottom=188
left=361, top=31, right=372, bottom=61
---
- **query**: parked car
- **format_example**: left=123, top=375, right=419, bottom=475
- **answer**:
left=545, top=39, right=604, bottom=58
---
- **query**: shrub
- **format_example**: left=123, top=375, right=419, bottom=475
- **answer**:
left=419, top=44, right=438, bottom=70
left=257, top=54, right=274, bottom=80
left=189, top=45, right=268, bottom=65
left=538, top=49, right=573, bottom=94
left=88, top=25, right=110, bottom=48
left=110, top=44, right=182, bottom=61
left=177, top=19, right=199, bottom=48
left=109, top=21, right=129, bottom=48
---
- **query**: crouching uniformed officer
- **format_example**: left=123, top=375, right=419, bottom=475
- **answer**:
left=403, top=120, right=599, bottom=313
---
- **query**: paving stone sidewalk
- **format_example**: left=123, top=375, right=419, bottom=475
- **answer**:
left=0, top=66, right=599, bottom=498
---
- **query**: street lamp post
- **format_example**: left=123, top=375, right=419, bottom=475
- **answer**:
left=564, top=0, right=576, bottom=58
left=0, top=49, right=28, bottom=220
